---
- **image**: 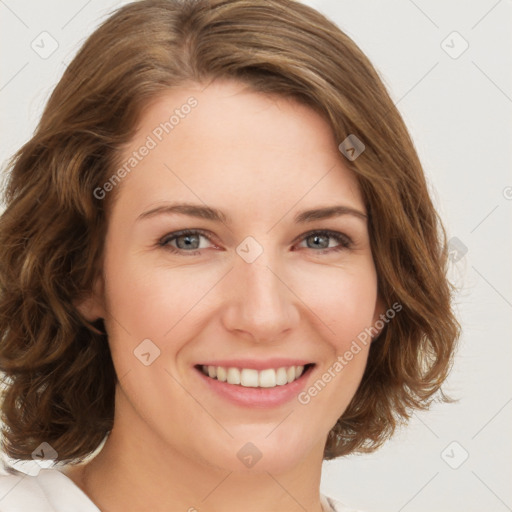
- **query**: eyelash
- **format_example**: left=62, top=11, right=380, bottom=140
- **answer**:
left=158, top=229, right=353, bottom=256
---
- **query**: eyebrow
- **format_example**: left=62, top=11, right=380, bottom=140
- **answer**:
left=136, top=202, right=367, bottom=224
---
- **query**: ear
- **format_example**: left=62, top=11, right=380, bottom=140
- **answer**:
left=73, top=273, right=106, bottom=322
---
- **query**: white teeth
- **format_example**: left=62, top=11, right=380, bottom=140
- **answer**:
left=276, top=367, right=288, bottom=385
left=216, top=366, right=227, bottom=382
left=226, top=367, right=240, bottom=385
left=201, top=364, right=309, bottom=388
left=259, top=369, right=276, bottom=388
left=241, top=369, right=259, bottom=387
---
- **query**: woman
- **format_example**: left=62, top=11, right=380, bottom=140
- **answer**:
left=0, top=1, right=460, bottom=511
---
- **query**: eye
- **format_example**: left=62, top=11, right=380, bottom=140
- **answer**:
left=158, top=229, right=352, bottom=256
left=159, top=229, right=215, bottom=254
left=295, top=230, right=352, bottom=254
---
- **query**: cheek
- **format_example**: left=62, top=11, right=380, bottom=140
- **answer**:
left=295, top=264, right=377, bottom=419
left=101, top=250, right=225, bottom=370
left=103, top=251, right=201, bottom=334
left=294, top=258, right=378, bottom=352
left=103, top=267, right=171, bottom=338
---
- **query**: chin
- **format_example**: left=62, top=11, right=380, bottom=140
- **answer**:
left=195, top=430, right=319, bottom=475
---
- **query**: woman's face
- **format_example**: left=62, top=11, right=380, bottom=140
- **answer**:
left=89, top=79, right=384, bottom=474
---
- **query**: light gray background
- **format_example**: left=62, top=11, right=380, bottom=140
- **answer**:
left=1, top=1, right=511, bottom=511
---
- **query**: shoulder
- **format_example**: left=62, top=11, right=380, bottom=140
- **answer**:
left=0, top=467, right=100, bottom=512
left=322, top=493, right=367, bottom=512
left=0, top=468, right=54, bottom=511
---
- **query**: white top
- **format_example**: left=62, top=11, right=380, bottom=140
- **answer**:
left=0, top=468, right=363, bottom=512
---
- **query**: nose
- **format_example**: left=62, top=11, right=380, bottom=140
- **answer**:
left=220, top=248, right=300, bottom=343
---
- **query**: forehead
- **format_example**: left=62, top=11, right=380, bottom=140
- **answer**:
left=112, top=79, right=364, bottom=219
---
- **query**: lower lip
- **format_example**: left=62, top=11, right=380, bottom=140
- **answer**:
left=195, top=366, right=314, bottom=408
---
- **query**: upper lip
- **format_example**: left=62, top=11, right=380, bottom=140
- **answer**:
left=195, top=359, right=314, bottom=371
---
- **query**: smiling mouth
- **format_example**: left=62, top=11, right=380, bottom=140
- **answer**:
left=195, top=363, right=315, bottom=388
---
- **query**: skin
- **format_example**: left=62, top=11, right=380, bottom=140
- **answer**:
left=65, top=78, right=385, bottom=512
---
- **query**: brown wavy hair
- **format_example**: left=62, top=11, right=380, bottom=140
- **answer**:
left=0, top=0, right=460, bottom=466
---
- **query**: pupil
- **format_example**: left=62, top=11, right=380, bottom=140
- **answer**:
left=310, top=234, right=328, bottom=249
left=178, top=234, right=199, bottom=250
